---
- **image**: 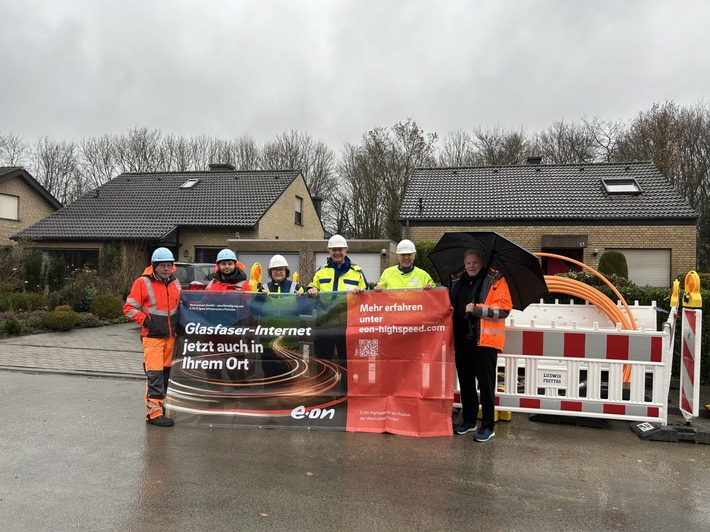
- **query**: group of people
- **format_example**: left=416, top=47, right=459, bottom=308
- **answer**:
left=123, top=236, right=512, bottom=443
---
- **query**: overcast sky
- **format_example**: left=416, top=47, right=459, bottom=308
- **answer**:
left=1, top=0, right=708, bottom=149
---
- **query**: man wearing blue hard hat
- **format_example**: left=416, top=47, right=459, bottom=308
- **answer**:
left=124, top=247, right=182, bottom=427
left=205, top=248, right=249, bottom=291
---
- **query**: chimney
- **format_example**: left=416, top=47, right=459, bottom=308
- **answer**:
left=208, top=163, right=236, bottom=171
left=312, top=196, right=323, bottom=218
left=526, top=156, right=543, bottom=165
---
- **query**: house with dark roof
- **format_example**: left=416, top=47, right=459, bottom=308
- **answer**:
left=0, top=167, right=62, bottom=248
left=399, top=161, right=698, bottom=287
left=13, top=165, right=325, bottom=272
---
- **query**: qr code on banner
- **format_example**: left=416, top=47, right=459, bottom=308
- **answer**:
left=358, top=339, right=379, bottom=358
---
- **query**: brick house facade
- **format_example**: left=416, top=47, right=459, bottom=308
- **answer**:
left=0, top=167, right=61, bottom=247
left=400, top=162, right=698, bottom=286
left=13, top=166, right=324, bottom=276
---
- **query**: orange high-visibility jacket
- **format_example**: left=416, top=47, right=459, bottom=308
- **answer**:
left=124, top=266, right=182, bottom=338
left=452, top=267, right=512, bottom=351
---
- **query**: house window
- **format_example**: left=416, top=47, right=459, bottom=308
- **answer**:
left=602, top=178, right=642, bottom=195
left=195, top=247, right=221, bottom=263
left=179, top=178, right=200, bottom=189
left=295, top=196, right=303, bottom=225
left=45, top=249, right=100, bottom=271
left=0, top=193, right=19, bottom=220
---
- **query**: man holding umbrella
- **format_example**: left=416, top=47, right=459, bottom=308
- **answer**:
left=449, top=249, right=512, bottom=442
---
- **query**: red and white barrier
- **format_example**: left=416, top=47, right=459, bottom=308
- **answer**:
left=454, top=302, right=678, bottom=425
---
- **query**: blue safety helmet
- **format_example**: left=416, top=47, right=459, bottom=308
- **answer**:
left=216, top=248, right=237, bottom=263
left=151, top=247, right=175, bottom=263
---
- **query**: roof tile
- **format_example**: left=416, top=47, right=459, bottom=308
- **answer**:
left=399, top=162, right=697, bottom=221
left=14, top=169, right=300, bottom=241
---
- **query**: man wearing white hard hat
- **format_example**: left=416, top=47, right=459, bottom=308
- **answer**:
left=307, top=235, right=367, bottom=361
left=374, top=239, right=435, bottom=291
left=307, top=235, right=367, bottom=295
left=124, top=247, right=182, bottom=427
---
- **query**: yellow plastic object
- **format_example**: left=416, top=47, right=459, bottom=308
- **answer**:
left=249, top=262, right=262, bottom=292
left=293, top=272, right=299, bottom=285
left=683, top=270, right=702, bottom=308
left=670, top=279, right=680, bottom=308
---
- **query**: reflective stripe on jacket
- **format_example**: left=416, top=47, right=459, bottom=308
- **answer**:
left=205, top=279, right=249, bottom=292
left=124, top=268, right=182, bottom=338
left=250, top=279, right=310, bottom=318
left=474, top=269, right=512, bottom=350
left=205, top=268, right=249, bottom=292
left=376, top=265, right=435, bottom=290
left=308, top=257, right=367, bottom=292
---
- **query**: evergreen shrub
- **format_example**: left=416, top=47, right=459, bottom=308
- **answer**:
left=45, top=308, right=79, bottom=331
left=598, top=250, right=629, bottom=279
left=415, top=240, right=440, bottom=284
left=3, top=316, right=24, bottom=336
left=91, top=295, right=124, bottom=320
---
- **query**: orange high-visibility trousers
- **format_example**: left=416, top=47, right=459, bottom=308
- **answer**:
left=142, top=336, right=176, bottom=420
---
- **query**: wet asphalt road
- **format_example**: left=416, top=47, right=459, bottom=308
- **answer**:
left=1, top=324, right=710, bottom=531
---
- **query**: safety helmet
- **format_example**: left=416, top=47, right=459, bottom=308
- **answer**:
left=151, top=247, right=175, bottom=263
left=216, top=248, right=237, bottom=263
left=269, top=254, right=289, bottom=270
left=327, top=234, right=348, bottom=249
left=396, top=239, right=417, bottom=254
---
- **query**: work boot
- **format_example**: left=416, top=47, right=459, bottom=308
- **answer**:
left=146, top=415, right=174, bottom=427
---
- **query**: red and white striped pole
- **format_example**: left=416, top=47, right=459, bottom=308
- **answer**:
left=680, top=271, right=702, bottom=422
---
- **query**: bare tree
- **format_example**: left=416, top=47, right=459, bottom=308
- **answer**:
left=438, top=130, right=477, bottom=166
left=114, top=127, right=166, bottom=173
left=261, top=130, right=337, bottom=198
left=79, top=134, right=118, bottom=189
left=531, top=120, right=597, bottom=163
left=0, top=132, right=29, bottom=166
left=188, top=135, right=213, bottom=171
left=615, top=100, right=710, bottom=269
left=581, top=115, right=625, bottom=162
left=230, top=135, right=261, bottom=170
left=162, top=133, right=195, bottom=172
left=615, top=101, right=684, bottom=184
left=338, top=119, right=437, bottom=240
left=30, top=136, right=83, bottom=204
left=339, top=141, right=386, bottom=239
left=472, top=126, right=529, bottom=165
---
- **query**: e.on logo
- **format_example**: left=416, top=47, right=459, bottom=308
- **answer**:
left=291, top=405, right=336, bottom=420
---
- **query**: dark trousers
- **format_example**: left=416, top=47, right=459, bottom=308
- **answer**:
left=455, top=336, right=498, bottom=431
left=314, top=328, right=347, bottom=364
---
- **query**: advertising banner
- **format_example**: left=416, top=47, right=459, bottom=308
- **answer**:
left=167, top=289, right=454, bottom=436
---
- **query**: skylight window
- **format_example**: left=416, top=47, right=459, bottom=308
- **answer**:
left=179, top=178, right=200, bottom=189
left=602, top=178, right=642, bottom=195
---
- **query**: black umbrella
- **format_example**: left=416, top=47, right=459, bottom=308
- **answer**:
left=428, top=231, right=548, bottom=310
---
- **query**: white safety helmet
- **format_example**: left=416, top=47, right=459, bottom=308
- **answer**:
left=151, top=247, right=175, bottom=263
left=216, top=249, right=237, bottom=263
left=327, top=234, right=348, bottom=249
left=396, top=239, right=417, bottom=254
left=269, top=254, right=289, bottom=270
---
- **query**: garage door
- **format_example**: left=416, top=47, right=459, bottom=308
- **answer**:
left=606, top=249, right=671, bottom=287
